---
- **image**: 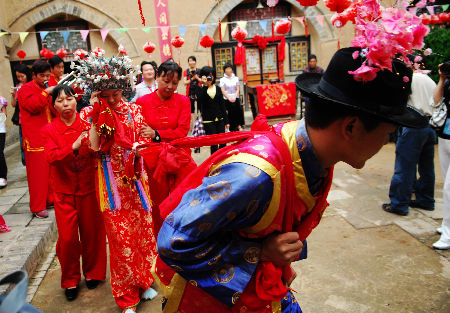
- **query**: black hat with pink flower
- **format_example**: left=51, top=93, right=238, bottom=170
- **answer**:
left=295, top=47, right=428, bottom=128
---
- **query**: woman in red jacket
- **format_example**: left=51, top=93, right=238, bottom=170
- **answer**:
left=43, top=84, right=106, bottom=301
left=136, top=60, right=191, bottom=234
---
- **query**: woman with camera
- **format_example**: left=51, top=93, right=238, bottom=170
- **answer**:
left=197, top=66, right=229, bottom=155
left=432, top=62, right=450, bottom=250
left=183, top=56, right=201, bottom=114
left=220, top=63, right=244, bottom=131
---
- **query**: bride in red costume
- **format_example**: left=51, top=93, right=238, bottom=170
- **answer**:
left=74, top=48, right=158, bottom=313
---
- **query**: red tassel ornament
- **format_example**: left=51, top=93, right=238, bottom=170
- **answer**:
left=137, top=0, right=146, bottom=26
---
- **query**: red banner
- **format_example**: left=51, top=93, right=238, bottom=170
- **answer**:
left=154, top=0, right=172, bottom=61
left=256, top=82, right=296, bottom=117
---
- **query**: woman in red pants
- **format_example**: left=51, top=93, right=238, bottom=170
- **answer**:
left=42, top=84, right=107, bottom=301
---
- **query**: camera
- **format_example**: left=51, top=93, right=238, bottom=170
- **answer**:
left=440, top=61, right=450, bottom=76
left=206, top=76, right=213, bottom=82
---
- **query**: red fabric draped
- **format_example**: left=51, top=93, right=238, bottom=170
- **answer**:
left=234, top=36, right=286, bottom=65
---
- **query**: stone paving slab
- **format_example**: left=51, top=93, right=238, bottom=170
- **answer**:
left=0, top=151, right=57, bottom=295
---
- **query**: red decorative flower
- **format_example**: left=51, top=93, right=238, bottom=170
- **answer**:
left=199, top=35, right=214, bottom=48
left=143, top=42, right=156, bottom=54
left=16, top=50, right=26, bottom=60
left=296, top=0, right=319, bottom=7
left=92, top=47, right=105, bottom=57
left=231, top=26, right=247, bottom=42
left=324, top=0, right=352, bottom=13
left=430, top=14, right=440, bottom=25
left=420, top=14, right=431, bottom=25
left=56, top=48, right=67, bottom=59
left=40, top=48, right=54, bottom=60
left=171, top=36, right=185, bottom=48
left=275, top=19, right=291, bottom=35
left=74, top=49, right=88, bottom=59
left=253, top=35, right=268, bottom=50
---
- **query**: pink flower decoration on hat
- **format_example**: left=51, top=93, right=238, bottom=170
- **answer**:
left=348, top=65, right=380, bottom=82
left=424, top=48, right=432, bottom=56
left=403, top=76, right=409, bottom=83
left=414, top=56, right=423, bottom=63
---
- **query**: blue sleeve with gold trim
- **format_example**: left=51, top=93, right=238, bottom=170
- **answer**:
left=157, top=162, right=273, bottom=307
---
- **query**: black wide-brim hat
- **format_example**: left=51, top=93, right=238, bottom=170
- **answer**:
left=295, top=47, right=428, bottom=128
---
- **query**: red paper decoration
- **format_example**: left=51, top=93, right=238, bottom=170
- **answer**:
left=74, top=49, right=88, bottom=59
left=143, top=42, right=156, bottom=54
left=171, top=36, right=185, bottom=48
left=56, top=48, right=67, bottom=59
left=199, top=35, right=214, bottom=48
left=275, top=19, right=291, bottom=35
left=324, top=0, right=352, bottom=14
left=137, top=0, right=146, bottom=26
left=421, top=13, right=450, bottom=25
left=16, top=50, right=26, bottom=63
left=253, top=35, right=268, bottom=50
left=40, top=48, right=54, bottom=60
left=296, top=0, right=319, bottom=7
left=231, top=26, right=247, bottom=42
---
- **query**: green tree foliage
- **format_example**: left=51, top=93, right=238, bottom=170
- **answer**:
left=423, top=25, right=450, bottom=83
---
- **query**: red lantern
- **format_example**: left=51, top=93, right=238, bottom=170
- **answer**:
left=16, top=50, right=26, bottom=63
left=56, top=48, right=67, bottom=59
left=331, top=13, right=348, bottom=28
left=118, top=44, right=127, bottom=55
left=420, top=14, right=431, bottom=25
left=143, top=42, right=156, bottom=54
left=74, top=49, right=88, bottom=59
left=275, top=19, right=292, bottom=35
left=430, top=14, right=440, bottom=25
left=231, top=26, right=247, bottom=42
left=296, top=0, right=319, bottom=7
left=324, top=0, right=352, bottom=13
left=40, top=48, right=54, bottom=60
left=171, top=36, right=185, bottom=48
left=199, top=35, right=214, bottom=48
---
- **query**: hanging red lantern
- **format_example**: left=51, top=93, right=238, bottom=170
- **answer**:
left=56, top=48, right=67, bottom=59
left=118, top=44, right=127, bottom=55
left=331, top=13, right=349, bottom=28
left=296, top=0, right=319, bottom=7
left=420, top=14, right=431, bottom=25
left=231, top=26, right=247, bottom=42
left=275, top=19, right=291, bottom=35
left=171, top=36, right=185, bottom=48
left=40, top=48, right=54, bottom=60
left=324, top=0, right=352, bottom=13
left=199, top=35, right=214, bottom=48
left=430, top=14, right=440, bottom=24
left=16, top=50, right=26, bottom=63
left=143, top=42, right=156, bottom=54
left=74, top=49, right=88, bottom=59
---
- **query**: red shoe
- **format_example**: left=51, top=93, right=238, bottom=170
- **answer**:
left=34, top=210, right=49, bottom=219
left=0, top=224, right=11, bottom=233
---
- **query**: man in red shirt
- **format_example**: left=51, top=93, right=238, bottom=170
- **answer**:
left=18, top=60, right=55, bottom=218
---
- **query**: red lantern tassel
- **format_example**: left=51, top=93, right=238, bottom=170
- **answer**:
left=271, top=7, right=275, bottom=37
left=337, top=39, right=340, bottom=50
left=304, top=18, right=309, bottom=37
left=137, top=0, right=146, bottom=26
left=219, top=18, right=222, bottom=43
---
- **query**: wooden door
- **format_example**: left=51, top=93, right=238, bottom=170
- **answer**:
left=245, top=44, right=279, bottom=87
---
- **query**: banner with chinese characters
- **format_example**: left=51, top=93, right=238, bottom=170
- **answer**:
left=154, top=0, right=172, bottom=61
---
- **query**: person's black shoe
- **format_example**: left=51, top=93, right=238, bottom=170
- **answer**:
left=65, top=286, right=79, bottom=301
left=409, top=200, right=434, bottom=211
left=86, top=279, right=102, bottom=290
left=382, top=203, right=408, bottom=216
